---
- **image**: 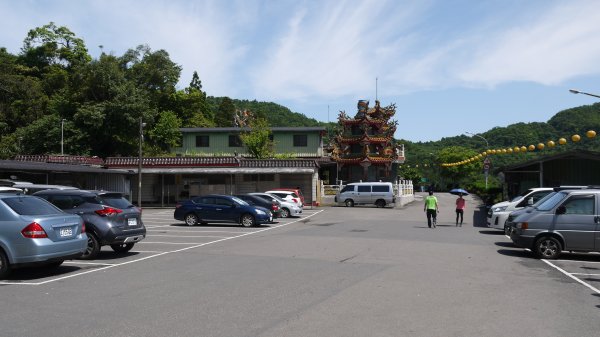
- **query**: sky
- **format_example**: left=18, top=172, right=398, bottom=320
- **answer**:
left=1, top=0, right=600, bottom=142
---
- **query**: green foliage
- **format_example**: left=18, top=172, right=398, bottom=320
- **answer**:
left=214, top=97, right=236, bottom=127
left=148, top=111, right=182, bottom=152
left=239, top=117, right=273, bottom=159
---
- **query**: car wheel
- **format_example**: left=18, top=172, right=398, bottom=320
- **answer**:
left=110, top=243, right=134, bottom=253
left=534, top=236, right=562, bottom=259
left=80, top=232, right=101, bottom=260
left=345, top=199, right=354, bottom=207
left=281, top=208, right=290, bottom=218
left=375, top=199, right=386, bottom=208
left=0, top=250, right=10, bottom=279
left=185, top=213, right=199, bottom=226
left=241, top=213, right=256, bottom=227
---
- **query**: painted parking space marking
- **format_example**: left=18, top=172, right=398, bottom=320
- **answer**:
left=149, top=234, right=230, bottom=238
left=542, top=259, right=600, bottom=294
left=0, top=209, right=324, bottom=286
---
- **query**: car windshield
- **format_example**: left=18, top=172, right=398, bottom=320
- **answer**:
left=2, top=196, right=63, bottom=215
left=532, top=192, right=557, bottom=208
left=536, top=191, right=568, bottom=211
left=231, top=196, right=248, bottom=206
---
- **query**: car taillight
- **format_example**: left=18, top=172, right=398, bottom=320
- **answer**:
left=82, top=223, right=86, bottom=233
left=292, top=198, right=298, bottom=203
left=137, top=207, right=143, bottom=214
left=22, top=222, right=48, bottom=238
left=272, top=204, right=279, bottom=211
left=95, top=207, right=123, bottom=217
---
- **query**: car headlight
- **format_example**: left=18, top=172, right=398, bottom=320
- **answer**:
left=255, top=209, right=266, bottom=215
left=493, top=206, right=507, bottom=213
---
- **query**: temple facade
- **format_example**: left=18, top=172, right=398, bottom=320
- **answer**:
left=331, top=100, right=405, bottom=182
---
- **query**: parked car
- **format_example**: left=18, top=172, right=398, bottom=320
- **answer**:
left=265, top=190, right=303, bottom=208
left=269, top=188, right=305, bottom=206
left=249, top=192, right=303, bottom=218
left=174, top=194, right=273, bottom=227
left=487, top=187, right=554, bottom=230
left=234, top=194, right=282, bottom=218
left=334, top=182, right=395, bottom=208
left=0, top=194, right=87, bottom=279
left=0, top=187, right=23, bottom=194
left=33, top=190, right=146, bottom=259
left=509, top=188, right=600, bottom=259
left=13, top=183, right=79, bottom=195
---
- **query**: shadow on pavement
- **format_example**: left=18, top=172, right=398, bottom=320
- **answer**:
left=479, top=230, right=504, bottom=235
left=497, top=249, right=531, bottom=258
left=495, top=241, right=516, bottom=248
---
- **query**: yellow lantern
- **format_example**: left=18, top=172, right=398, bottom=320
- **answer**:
left=520, top=146, right=527, bottom=152
left=490, top=150, right=496, bottom=154
left=558, top=138, right=567, bottom=145
left=547, top=140, right=555, bottom=147
left=572, top=134, right=581, bottom=142
left=513, top=147, right=520, bottom=153
left=482, top=151, right=487, bottom=156
left=537, top=143, right=545, bottom=150
left=528, top=145, right=535, bottom=151
left=501, top=149, right=507, bottom=154
left=507, top=148, right=513, bottom=153
left=586, top=130, right=596, bottom=138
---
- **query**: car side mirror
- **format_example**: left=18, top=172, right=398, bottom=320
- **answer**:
left=556, top=206, right=566, bottom=215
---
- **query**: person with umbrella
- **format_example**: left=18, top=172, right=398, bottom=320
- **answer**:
left=450, top=189, right=469, bottom=227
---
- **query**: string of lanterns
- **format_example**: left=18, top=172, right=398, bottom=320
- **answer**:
left=440, top=130, right=597, bottom=167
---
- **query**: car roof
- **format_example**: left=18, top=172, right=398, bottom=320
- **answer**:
left=33, top=189, right=123, bottom=196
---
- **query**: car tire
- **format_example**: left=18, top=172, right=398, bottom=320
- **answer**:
left=0, top=249, right=10, bottom=279
left=375, top=199, right=386, bottom=208
left=345, top=199, right=354, bottom=207
left=534, top=236, right=562, bottom=259
left=241, top=213, right=256, bottom=227
left=81, top=232, right=101, bottom=260
left=185, top=213, right=199, bottom=226
left=281, top=208, right=290, bottom=218
left=110, top=243, right=134, bottom=253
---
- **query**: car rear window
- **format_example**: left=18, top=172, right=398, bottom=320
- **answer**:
left=2, top=196, right=63, bottom=215
left=98, top=194, right=133, bottom=209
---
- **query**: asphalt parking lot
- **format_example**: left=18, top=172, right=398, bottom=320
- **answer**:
left=0, top=208, right=324, bottom=286
left=2, top=195, right=600, bottom=337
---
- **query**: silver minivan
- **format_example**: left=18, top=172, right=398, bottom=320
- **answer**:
left=335, top=182, right=395, bottom=208
left=509, top=189, right=600, bottom=259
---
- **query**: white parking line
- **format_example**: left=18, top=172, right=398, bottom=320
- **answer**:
left=0, top=210, right=324, bottom=286
left=139, top=241, right=210, bottom=245
left=542, top=259, right=600, bottom=294
left=571, top=273, right=600, bottom=276
left=147, top=229, right=250, bottom=234
left=64, top=261, right=115, bottom=266
left=149, top=235, right=229, bottom=238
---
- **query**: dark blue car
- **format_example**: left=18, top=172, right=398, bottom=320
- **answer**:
left=174, top=194, right=272, bottom=227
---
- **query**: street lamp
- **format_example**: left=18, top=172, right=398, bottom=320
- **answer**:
left=138, top=117, right=146, bottom=207
left=61, top=119, right=66, bottom=155
left=465, top=131, right=489, bottom=148
left=569, top=89, right=600, bottom=99
left=465, top=131, right=489, bottom=189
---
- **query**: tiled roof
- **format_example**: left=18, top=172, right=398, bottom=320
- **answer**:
left=240, top=159, right=319, bottom=168
left=105, top=157, right=239, bottom=167
left=15, top=155, right=104, bottom=166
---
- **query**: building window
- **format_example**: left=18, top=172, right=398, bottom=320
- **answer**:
left=196, top=135, right=209, bottom=147
left=293, top=134, right=307, bottom=147
left=229, top=135, right=243, bottom=147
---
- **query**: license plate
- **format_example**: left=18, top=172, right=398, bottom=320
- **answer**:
left=128, top=218, right=137, bottom=226
left=59, top=228, right=73, bottom=237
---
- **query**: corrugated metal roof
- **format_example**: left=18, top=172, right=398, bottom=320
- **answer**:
left=0, top=160, right=131, bottom=174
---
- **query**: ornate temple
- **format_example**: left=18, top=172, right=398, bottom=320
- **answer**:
left=331, top=100, right=405, bottom=182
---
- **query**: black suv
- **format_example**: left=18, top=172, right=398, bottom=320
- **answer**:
left=33, top=190, right=146, bottom=259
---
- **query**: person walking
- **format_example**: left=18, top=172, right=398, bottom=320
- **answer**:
left=455, top=195, right=465, bottom=226
left=424, top=191, right=439, bottom=228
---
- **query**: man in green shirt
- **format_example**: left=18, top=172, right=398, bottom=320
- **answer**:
left=424, top=191, right=439, bottom=228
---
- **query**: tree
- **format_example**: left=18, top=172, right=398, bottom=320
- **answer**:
left=438, top=146, right=480, bottom=189
left=214, top=97, right=236, bottom=127
left=148, top=111, right=182, bottom=153
left=21, top=22, right=91, bottom=69
left=239, top=117, right=273, bottom=159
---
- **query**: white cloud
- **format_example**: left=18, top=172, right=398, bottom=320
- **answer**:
left=456, top=1, right=600, bottom=86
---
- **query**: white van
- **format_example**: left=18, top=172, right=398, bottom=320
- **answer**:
left=335, top=182, right=395, bottom=208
